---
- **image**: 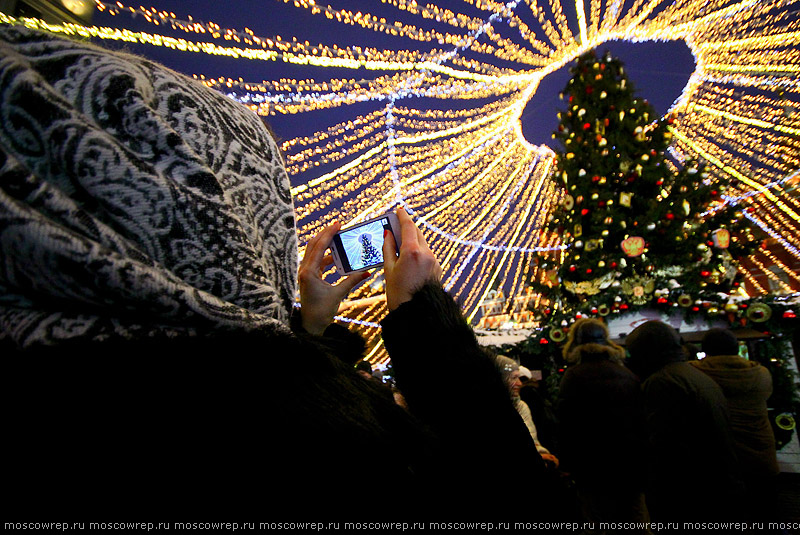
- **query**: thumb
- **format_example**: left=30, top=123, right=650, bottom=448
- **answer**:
left=336, top=270, right=370, bottom=299
left=382, top=229, right=397, bottom=272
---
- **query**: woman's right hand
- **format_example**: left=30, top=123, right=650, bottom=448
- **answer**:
left=382, top=207, right=442, bottom=311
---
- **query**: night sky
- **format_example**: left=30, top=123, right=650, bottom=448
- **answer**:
left=90, top=1, right=698, bottom=151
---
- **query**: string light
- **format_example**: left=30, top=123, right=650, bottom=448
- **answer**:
left=748, top=255, right=795, bottom=294
left=738, top=265, right=769, bottom=295
left=3, top=0, right=795, bottom=363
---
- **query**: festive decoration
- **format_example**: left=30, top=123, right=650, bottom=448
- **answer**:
left=621, top=276, right=656, bottom=305
left=563, top=271, right=616, bottom=296
left=549, top=327, right=566, bottom=343
left=747, top=303, right=773, bottom=323
left=712, top=229, right=731, bottom=249
left=776, top=413, right=796, bottom=432
left=531, top=48, right=771, bottom=334
left=3, top=2, right=797, bottom=370
left=621, top=236, right=645, bottom=257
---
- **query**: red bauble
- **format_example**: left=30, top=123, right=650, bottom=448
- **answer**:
left=581, top=208, right=590, bottom=216
left=586, top=86, right=594, bottom=94
left=583, top=122, right=591, bottom=130
left=666, top=213, right=675, bottom=220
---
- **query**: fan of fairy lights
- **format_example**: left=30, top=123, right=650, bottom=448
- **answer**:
left=5, top=0, right=798, bottom=363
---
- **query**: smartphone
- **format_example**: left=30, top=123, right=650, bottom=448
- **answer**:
left=330, top=213, right=402, bottom=274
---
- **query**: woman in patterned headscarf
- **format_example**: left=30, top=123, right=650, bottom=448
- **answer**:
left=1, top=25, right=559, bottom=520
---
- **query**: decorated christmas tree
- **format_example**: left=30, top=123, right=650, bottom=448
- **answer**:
left=359, top=233, right=381, bottom=266
left=506, top=49, right=798, bottom=447
left=533, top=49, right=755, bottom=334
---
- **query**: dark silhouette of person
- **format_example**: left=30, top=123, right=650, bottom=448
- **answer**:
left=625, top=321, right=745, bottom=522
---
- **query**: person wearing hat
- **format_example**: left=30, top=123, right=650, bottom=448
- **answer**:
left=556, top=318, right=649, bottom=527
left=519, top=365, right=533, bottom=382
left=692, top=328, right=778, bottom=519
left=625, top=320, right=745, bottom=522
left=496, top=355, right=560, bottom=467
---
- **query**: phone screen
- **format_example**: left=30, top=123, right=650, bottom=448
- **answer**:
left=738, top=340, right=749, bottom=360
left=333, top=217, right=393, bottom=272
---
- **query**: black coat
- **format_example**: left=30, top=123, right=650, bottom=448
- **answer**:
left=7, top=283, right=557, bottom=520
left=640, top=362, right=745, bottom=521
left=556, top=348, right=647, bottom=493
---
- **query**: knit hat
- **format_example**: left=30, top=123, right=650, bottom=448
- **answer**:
left=626, top=320, right=681, bottom=354
left=701, top=328, right=739, bottom=357
left=625, top=320, right=685, bottom=377
left=519, top=366, right=533, bottom=381
left=496, top=355, right=519, bottom=375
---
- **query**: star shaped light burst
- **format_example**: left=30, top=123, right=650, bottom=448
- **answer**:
left=7, top=0, right=798, bottom=363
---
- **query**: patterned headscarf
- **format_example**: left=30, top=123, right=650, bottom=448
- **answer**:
left=0, top=26, right=298, bottom=349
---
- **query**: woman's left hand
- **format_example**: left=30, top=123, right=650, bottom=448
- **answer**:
left=541, top=453, right=560, bottom=468
left=298, top=221, right=370, bottom=335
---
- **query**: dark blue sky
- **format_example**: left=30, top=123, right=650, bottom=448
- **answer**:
left=92, top=1, right=697, bottom=149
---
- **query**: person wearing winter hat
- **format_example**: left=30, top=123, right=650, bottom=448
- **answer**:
left=519, top=365, right=533, bottom=382
left=693, top=328, right=778, bottom=520
left=625, top=320, right=745, bottom=522
left=496, top=355, right=560, bottom=467
left=556, top=318, right=649, bottom=527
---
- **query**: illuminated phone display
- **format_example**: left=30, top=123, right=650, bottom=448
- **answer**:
left=332, top=217, right=393, bottom=273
